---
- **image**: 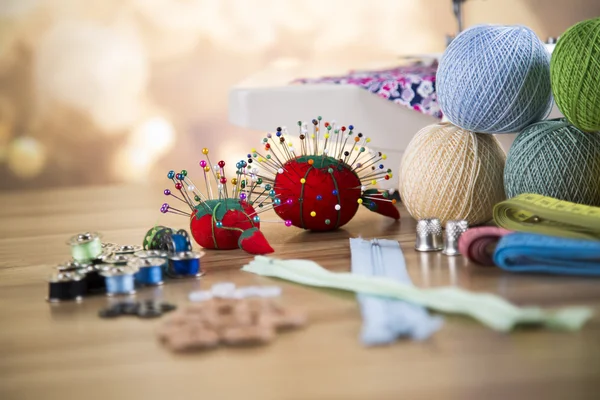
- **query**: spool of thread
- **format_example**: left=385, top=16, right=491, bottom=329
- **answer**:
left=437, top=24, right=552, bottom=133
left=47, top=272, right=87, bottom=302
left=400, top=123, right=506, bottom=226
left=130, top=257, right=165, bottom=286
left=168, top=251, right=204, bottom=278
left=504, top=119, right=600, bottom=206
left=101, top=267, right=136, bottom=296
left=67, top=232, right=102, bottom=262
left=143, top=226, right=173, bottom=250
left=82, top=264, right=110, bottom=293
left=551, top=18, right=600, bottom=132
left=458, top=227, right=513, bottom=266
left=56, top=261, right=106, bottom=293
left=163, top=230, right=192, bottom=254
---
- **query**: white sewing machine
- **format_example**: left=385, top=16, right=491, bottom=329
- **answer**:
left=228, top=0, right=560, bottom=189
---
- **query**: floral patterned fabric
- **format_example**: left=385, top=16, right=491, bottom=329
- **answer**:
left=294, top=63, right=442, bottom=119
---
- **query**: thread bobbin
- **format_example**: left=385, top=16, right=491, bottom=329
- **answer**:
left=67, top=232, right=103, bottom=263
left=167, top=251, right=204, bottom=279
left=162, top=229, right=192, bottom=254
left=114, top=244, right=143, bottom=255
left=47, top=272, right=87, bottom=303
left=101, top=267, right=136, bottom=296
left=129, top=257, right=165, bottom=286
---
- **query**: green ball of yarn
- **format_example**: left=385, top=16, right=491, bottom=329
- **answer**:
left=551, top=18, right=600, bottom=132
left=505, top=119, right=600, bottom=205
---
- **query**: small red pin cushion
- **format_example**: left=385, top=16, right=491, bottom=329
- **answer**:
left=160, top=148, right=279, bottom=254
left=246, top=118, right=400, bottom=231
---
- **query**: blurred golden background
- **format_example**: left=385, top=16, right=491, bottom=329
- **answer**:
left=0, top=0, right=597, bottom=191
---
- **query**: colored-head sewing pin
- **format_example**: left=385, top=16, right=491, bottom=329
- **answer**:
left=160, top=149, right=278, bottom=254
left=247, top=118, right=400, bottom=231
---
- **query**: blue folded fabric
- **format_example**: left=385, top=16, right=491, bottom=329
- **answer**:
left=350, top=238, right=443, bottom=345
left=493, top=233, right=600, bottom=276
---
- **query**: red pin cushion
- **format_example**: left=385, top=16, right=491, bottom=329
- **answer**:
left=274, top=156, right=360, bottom=231
left=190, top=199, right=273, bottom=253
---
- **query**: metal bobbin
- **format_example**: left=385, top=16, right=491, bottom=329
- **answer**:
left=129, top=257, right=165, bottom=286
left=103, top=253, right=135, bottom=266
left=47, top=272, right=87, bottom=303
left=114, top=244, right=143, bottom=255
left=143, top=226, right=173, bottom=250
left=56, top=260, right=90, bottom=274
left=101, top=242, right=118, bottom=251
left=162, top=229, right=192, bottom=255
left=81, top=264, right=111, bottom=293
left=167, top=251, right=204, bottom=279
left=67, top=232, right=103, bottom=263
left=91, top=250, right=114, bottom=265
left=134, top=250, right=168, bottom=259
left=147, top=227, right=175, bottom=251
left=101, top=267, right=136, bottom=296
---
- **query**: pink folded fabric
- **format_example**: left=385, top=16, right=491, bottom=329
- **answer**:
left=293, top=63, right=443, bottom=119
left=458, top=227, right=513, bottom=266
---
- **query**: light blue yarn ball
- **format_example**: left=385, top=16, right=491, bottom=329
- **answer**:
left=437, top=25, right=553, bottom=134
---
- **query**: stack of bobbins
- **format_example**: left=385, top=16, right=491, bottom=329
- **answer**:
left=48, top=229, right=203, bottom=302
left=143, top=226, right=207, bottom=279
left=48, top=232, right=114, bottom=302
left=99, top=253, right=137, bottom=296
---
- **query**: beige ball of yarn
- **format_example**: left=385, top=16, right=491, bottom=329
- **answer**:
left=400, top=123, right=506, bottom=226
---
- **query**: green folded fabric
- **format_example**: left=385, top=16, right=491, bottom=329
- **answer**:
left=493, top=193, right=600, bottom=240
left=242, top=256, right=593, bottom=332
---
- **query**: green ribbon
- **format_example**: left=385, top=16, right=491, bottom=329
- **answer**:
left=493, top=193, right=600, bottom=240
left=242, top=256, right=593, bottom=332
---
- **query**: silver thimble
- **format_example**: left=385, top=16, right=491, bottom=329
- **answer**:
left=415, top=218, right=443, bottom=252
left=442, top=220, right=469, bottom=256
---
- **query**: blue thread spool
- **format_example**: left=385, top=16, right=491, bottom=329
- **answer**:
left=130, top=257, right=165, bottom=286
left=165, top=230, right=192, bottom=254
left=134, top=250, right=169, bottom=275
left=101, top=267, right=136, bottom=296
left=167, top=251, right=204, bottom=278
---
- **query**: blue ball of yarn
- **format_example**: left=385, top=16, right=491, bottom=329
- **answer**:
left=504, top=118, right=600, bottom=206
left=437, top=25, right=553, bottom=134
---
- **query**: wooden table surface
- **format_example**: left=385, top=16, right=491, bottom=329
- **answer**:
left=1, top=185, right=599, bottom=400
